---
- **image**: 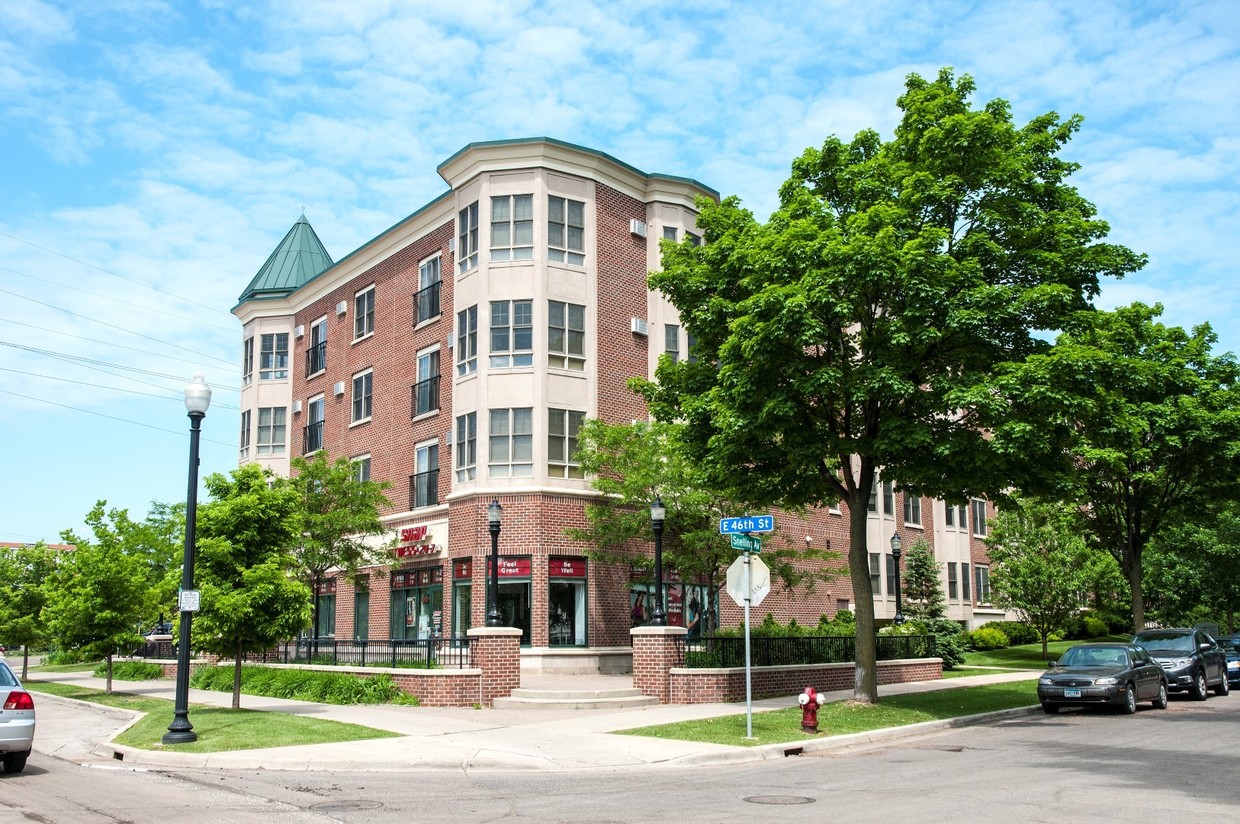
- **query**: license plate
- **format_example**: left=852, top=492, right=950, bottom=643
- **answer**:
left=1064, top=688, right=1082, bottom=698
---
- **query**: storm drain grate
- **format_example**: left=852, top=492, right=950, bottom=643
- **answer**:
left=743, top=796, right=816, bottom=806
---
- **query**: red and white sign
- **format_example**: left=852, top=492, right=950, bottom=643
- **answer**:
left=549, top=557, right=586, bottom=578
left=395, top=544, right=439, bottom=558
left=497, top=556, right=531, bottom=578
left=395, top=523, right=441, bottom=558
left=454, top=559, right=472, bottom=580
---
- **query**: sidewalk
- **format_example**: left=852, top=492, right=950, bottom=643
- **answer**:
left=29, top=669, right=1041, bottom=773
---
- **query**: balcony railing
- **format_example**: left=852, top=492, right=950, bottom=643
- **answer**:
left=409, top=469, right=439, bottom=509
left=305, top=341, right=326, bottom=376
left=303, top=421, right=323, bottom=454
left=414, top=281, right=441, bottom=325
left=410, top=375, right=441, bottom=418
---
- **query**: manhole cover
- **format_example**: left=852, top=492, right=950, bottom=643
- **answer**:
left=743, top=796, right=816, bottom=806
left=310, top=800, right=385, bottom=813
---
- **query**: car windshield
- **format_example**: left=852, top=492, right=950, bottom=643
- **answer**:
left=0, top=665, right=16, bottom=688
left=1059, top=647, right=1126, bottom=668
left=1219, top=638, right=1240, bottom=653
left=1136, top=633, right=1195, bottom=653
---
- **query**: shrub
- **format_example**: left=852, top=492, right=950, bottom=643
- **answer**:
left=96, top=661, right=164, bottom=681
left=981, top=621, right=1037, bottom=646
left=44, top=648, right=91, bottom=666
left=968, top=626, right=1010, bottom=650
left=189, top=665, right=420, bottom=705
left=1082, top=616, right=1109, bottom=638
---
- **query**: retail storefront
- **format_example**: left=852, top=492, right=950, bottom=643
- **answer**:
left=548, top=557, right=587, bottom=646
left=496, top=556, right=531, bottom=644
left=391, top=566, right=443, bottom=640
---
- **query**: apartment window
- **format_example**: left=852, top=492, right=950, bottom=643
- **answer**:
left=944, top=502, right=955, bottom=527
left=353, top=580, right=369, bottom=641
left=412, top=348, right=440, bottom=418
left=415, top=256, right=442, bottom=324
left=257, top=406, right=286, bottom=455
left=239, top=409, right=251, bottom=459
left=885, top=553, right=897, bottom=597
left=304, top=396, right=324, bottom=454
left=259, top=333, right=288, bottom=380
left=351, top=455, right=371, bottom=483
left=548, top=195, right=585, bottom=265
left=868, top=477, right=878, bottom=513
left=490, top=194, right=533, bottom=261
left=868, top=552, right=881, bottom=595
left=242, top=337, right=254, bottom=386
left=663, top=226, right=678, bottom=241
left=883, top=480, right=894, bottom=516
left=354, top=286, right=375, bottom=339
left=456, top=305, right=478, bottom=376
left=686, top=231, right=702, bottom=246
left=686, top=332, right=699, bottom=364
left=971, top=498, right=988, bottom=537
left=548, top=300, right=585, bottom=370
left=962, top=563, right=971, bottom=601
left=665, top=324, right=680, bottom=362
left=490, top=300, right=533, bottom=368
left=489, top=408, right=533, bottom=478
left=548, top=409, right=585, bottom=478
left=455, top=412, right=477, bottom=482
left=411, top=442, right=439, bottom=508
left=947, top=563, right=959, bottom=599
left=306, top=317, right=327, bottom=377
left=903, top=491, right=921, bottom=526
left=458, top=201, right=479, bottom=272
left=352, top=370, right=373, bottom=423
left=975, top=564, right=990, bottom=604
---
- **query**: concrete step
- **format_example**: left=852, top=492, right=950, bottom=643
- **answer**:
left=493, top=688, right=657, bottom=710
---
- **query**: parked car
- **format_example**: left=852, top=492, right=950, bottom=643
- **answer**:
left=1132, top=628, right=1229, bottom=699
left=1216, top=635, right=1240, bottom=689
left=1037, top=642, right=1168, bottom=714
left=0, top=659, right=35, bottom=773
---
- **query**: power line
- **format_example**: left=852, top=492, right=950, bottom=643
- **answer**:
left=0, top=229, right=234, bottom=318
left=0, top=264, right=237, bottom=333
left=0, top=341, right=239, bottom=392
left=0, top=387, right=235, bottom=448
left=0, top=366, right=240, bottom=411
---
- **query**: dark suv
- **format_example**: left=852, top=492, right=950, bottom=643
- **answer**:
left=1132, top=628, right=1229, bottom=700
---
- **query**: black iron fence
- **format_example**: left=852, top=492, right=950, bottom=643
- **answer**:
left=243, top=637, right=474, bottom=669
left=680, top=634, right=936, bottom=669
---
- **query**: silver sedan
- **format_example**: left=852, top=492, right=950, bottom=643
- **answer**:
left=0, top=659, right=35, bottom=773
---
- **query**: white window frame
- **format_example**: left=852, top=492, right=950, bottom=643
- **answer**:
left=548, top=195, right=585, bottom=265
left=489, top=300, right=533, bottom=368
left=662, top=226, right=678, bottom=242
left=882, top=480, right=894, bottom=517
left=548, top=408, right=585, bottom=478
left=548, top=300, right=585, bottom=371
left=239, top=409, right=251, bottom=459
left=457, top=306, right=478, bottom=376
left=413, top=346, right=441, bottom=418
left=257, top=406, right=286, bottom=455
left=307, top=316, right=327, bottom=377
left=259, top=332, right=289, bottom=380
left=947, top=562, right=959, bottom=600
left=416, top=255, right=442, bottom=325
left=962, top=562, right=971, bottom=601
left=351, top=454, right=371, bottom=483
left=242, top=337, right=254, bottom=386
left=455, top=412, right=477, bottom=482
left=903, top=491, right=921, bottom=526
left=354, top=285, right=375, bottom=340
left=975, top=564, right=990, bottom=604
left=305, top=394, right=325, bottom=455
left=458, top=201, right=479, bottom=273
left=490, top=194, right=534, bottom=261
left=352, top=369, right=373, bottom=424
left=488, top=407, right=533, bottom=478
left=868, top=552, right=881, bottom=594
left=413, top=440, right=439, bottom=508
left=664, top=324, right=680, bottom=362
left=971, top=498, right=988, bottom=537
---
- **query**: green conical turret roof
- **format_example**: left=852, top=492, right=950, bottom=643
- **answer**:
left=237, top=215, right=334, bottom=303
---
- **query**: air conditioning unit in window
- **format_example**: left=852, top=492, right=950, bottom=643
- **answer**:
left=629, top=219, right=647, bottom=238
left=292, top=400, right=302, bottom=414
left=333, top=381, right=346, bottom=396
left=630, top=317, right=648, bottom=336
left=448, top=237, right=456, bottom=253
left=336, top=301, right=347, bottom=316
left=294, top=325, right=305, bottom=338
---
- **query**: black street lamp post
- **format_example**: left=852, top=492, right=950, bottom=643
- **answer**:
left=648, top=496, right=667, bottom=626
left=163, top=373, right=211, bottom=745
left=486, top=499, right=503, bottom=627
left=890, top=532, right=905, bottom=626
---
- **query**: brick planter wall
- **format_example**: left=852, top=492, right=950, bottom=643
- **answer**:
left=631, top=625, right=688, bottom=704
left=668, top=658, right=944, bottom=704
left=468, top=626, right=523, bottom=706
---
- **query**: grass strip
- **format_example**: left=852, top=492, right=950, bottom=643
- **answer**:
left=615, top=680, right=1039, bottom=747
left=25, top=681, right=400, bottom=752
left=961, top=635, right=1130, bottom=669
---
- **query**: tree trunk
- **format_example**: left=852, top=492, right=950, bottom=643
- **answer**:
left=1126, top=547, right=1145, bottom=635
left=1041, top=629, right=1050, bottom=661
left=105, top=654, right=113, bottom=694
left=849, top=490, right=878, bottom=703
left=20, top=646, right=29, bottom=681
left=232, top=641, right=243, bottom=710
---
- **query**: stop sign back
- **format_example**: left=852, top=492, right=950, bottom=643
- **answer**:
left=726, top=555, right=771, bottom=607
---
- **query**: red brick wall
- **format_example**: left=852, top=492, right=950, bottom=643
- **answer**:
left=668, top=658, right=944, bottom=704
left=631, top=626, right=687, bottom=703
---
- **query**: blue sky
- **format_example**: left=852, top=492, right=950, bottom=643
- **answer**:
left=1, top=0, right=1237, bottom=543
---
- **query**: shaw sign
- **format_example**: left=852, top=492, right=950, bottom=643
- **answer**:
left=395, top=523, right=441, bottom=558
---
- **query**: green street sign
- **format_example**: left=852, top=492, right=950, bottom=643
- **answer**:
left=730, top=533, right=761, bottom=553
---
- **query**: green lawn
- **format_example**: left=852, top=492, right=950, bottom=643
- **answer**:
left=26, top=681, right=400, bottom=753
left=961, top=635, right=1130, bottom=669
left=940, top=666, right=1024, bottom=679
left=616, top=680, right=1039, bottom=747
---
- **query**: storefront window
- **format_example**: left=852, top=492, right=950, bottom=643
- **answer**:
left=390, top=566, right=443, bottom=640
left=631, top=569, right=716, bottom=636
left=452, top=559, right=472, bottom=637
left=548, top=557, right=586, bottom=647
left=353, top=577, right=369, bottom=641
left=495, top=556, right=531, bottom=645
left=315, top=579, right=336, bottom=638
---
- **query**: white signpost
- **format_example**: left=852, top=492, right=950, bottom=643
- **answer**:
left=726, top=551, right=771, bottom=738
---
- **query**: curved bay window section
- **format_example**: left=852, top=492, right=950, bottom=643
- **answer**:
left=548, top=557, right=586, bottom=647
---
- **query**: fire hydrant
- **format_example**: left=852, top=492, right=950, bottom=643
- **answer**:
left=798, top=686, right=826, bottom=733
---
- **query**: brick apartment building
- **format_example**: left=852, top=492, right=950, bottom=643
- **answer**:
left=232, top=138, right=1002, bottom=673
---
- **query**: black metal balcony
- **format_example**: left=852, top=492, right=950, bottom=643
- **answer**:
left=303, top=421, right=323, bottom=454
left=409, top=469, right=439, bottom=509
left=413, top=281, right=441, bottom=325
left=410, top=375, right=440, bottom=418
left=305, top=341, right=326, bottom=376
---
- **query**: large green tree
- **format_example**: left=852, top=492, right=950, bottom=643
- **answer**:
left=1009, top=303, right=1240, bottom=632
left=985, top=497, right=1113, bottom=659
left=1144, top=505, right=1240, bottom=633
left=290, top=453, right=392, bottom=647
left=569, top=419, right=838, bottom=630
left=0, top=543, right=57, bottom=679
left=193, top=463, right=311, bottom=708
left=640, top=69, right=1143, bottom=702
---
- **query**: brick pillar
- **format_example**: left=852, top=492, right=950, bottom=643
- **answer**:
left=467, top=626, right=522, bottom=706
left=630, top=625, right=687, bottom=704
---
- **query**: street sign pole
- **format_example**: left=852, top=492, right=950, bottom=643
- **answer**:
left=744, top=547, right=753, bottom=739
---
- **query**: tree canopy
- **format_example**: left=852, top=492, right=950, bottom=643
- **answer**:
left=0, top=542, right=57, bottom=679
left=640, top=68, right=1143, bottom=701
left=900, top=538, right=946, bottom=621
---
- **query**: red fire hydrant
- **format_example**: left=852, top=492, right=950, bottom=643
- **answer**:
left=798, top=686, right=826, bottom=733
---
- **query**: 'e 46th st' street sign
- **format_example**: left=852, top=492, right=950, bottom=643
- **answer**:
left=730, top=533, right=761, bottom=553
left=719, top=515, right=774, bottom=535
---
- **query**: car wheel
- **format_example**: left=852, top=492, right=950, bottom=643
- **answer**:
left=1153, top=681, right=1168, bottom=709
left=2, top=752, right=27, bottom=774
left=1214, top=672, right=1230, bottom=697
left=1121, top=684, right=1137, bottom=714
left=1041, top=703, right=1060, bottom=715
left=1192, top=670, right=1209, bottom=701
